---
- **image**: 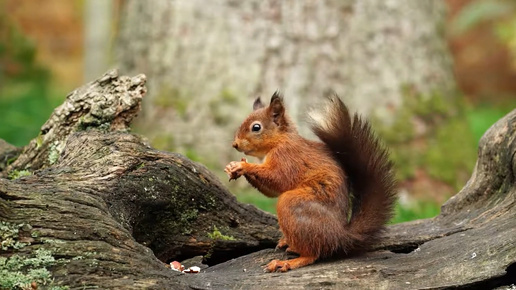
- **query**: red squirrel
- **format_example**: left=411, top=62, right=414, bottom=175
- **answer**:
left=224, top=92, right=397, bottom=272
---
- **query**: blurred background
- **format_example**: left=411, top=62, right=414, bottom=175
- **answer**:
left=1, top=0, right=515, bottom=223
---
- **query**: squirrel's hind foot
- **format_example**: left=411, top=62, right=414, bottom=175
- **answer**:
left=264, top=256, right=317, bottom=273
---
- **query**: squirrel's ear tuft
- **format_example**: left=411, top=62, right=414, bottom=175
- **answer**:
left=270, top=91, right=283, bottom=104
left=269, top=91, right=285, bottom=125
left=253, top=97, right=264, bottom=111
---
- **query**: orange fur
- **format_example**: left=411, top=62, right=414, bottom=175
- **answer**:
left=225, top=92, right=397, bottom=272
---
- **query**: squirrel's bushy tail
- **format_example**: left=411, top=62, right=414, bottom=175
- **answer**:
left=309, top=94, right=397, bottom=252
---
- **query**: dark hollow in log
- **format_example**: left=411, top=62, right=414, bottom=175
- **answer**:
left=1, top=70, right=515, bottom=289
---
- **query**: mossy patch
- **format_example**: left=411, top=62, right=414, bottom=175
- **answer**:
left=7, top=170, right=32, bottom=180
left=36, top=133, right=43, bottom=149
left=1, top=222, right=32, bottom=250
left=48, top=140, right=64, bottom=165
left=77, top=115, right=111, bottom=132
left=0, top=248, right=69, bottom=290
left=208, top=226, right=235, bottom=241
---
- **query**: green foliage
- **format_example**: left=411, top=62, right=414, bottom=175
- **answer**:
left=424, top=118, right=476, bottom=188
left=466, top=102, right=516, bottom=142
left=452, top=0, right=516, bottom=63
left=390, top=200, right=441, bottom=224
left=451, top=0, right=514, bottom=34
left=7, top=170, right=32, bottom=180
left=0, top=14, right=62, bottom=147
left=375, top=88, right=477, bottom=190
left=185, top=148, right=201, bottom=162
left=235, top=187, right=277, bottom=214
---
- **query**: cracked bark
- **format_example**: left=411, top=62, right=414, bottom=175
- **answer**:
left=1, top=70, right=515, bottom=289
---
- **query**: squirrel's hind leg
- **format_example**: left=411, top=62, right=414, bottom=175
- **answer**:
left=267, top=188, right=343, bottom=272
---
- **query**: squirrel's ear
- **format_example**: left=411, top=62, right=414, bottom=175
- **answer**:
left=269, top=91, right=285, bottom=125
left=253, top=97, right=264, bottom=111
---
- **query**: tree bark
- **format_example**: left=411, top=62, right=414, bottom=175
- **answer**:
left=1, top=71, right=514, bottom=289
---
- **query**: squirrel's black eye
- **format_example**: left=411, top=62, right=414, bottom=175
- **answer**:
left=252, top=123, right=261, bottom=132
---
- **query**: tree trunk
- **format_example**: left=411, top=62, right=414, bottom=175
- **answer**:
left=83, top=0, right=113, bottom=83
left=1, top=70, right=515, bottom=289
left=115, top=0, right=469, bottom=201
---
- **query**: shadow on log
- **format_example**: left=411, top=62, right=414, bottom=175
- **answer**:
left=0, top=70, right=515, bottom=289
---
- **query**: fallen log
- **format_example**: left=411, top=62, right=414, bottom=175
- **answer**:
left=0, top=70, right=514, bottom=289
left=0, top=70, right=278, bottom=289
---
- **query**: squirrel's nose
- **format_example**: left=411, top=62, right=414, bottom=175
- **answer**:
left=232, top=142, right=238, bottom=149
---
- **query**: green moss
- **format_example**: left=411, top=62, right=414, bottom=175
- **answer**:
left=179, top=209, right=199, bottom=235
left=208, top=226, right=236, bottom=241
left=77, top=115, right=111, bottom=132
left=7, top=170, right=32, bottom=180
left=6, top=156, right=17, bottom=166
left=36, top=133, right=43, bottom=149
left=0, top=248, right=69, bottom=289
left=48, top=140, right=64, bottom=165
left=0, top=222, right=31, bottom=250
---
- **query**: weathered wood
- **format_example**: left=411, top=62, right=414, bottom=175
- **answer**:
left=1, top=70, right=514, bottom=289
left=0, top=71, right=279, bottom=289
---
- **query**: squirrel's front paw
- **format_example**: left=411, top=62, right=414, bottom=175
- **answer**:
left=224, top=158, right=247, bottom=181
left=276, top=237, right=288, bottom=250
